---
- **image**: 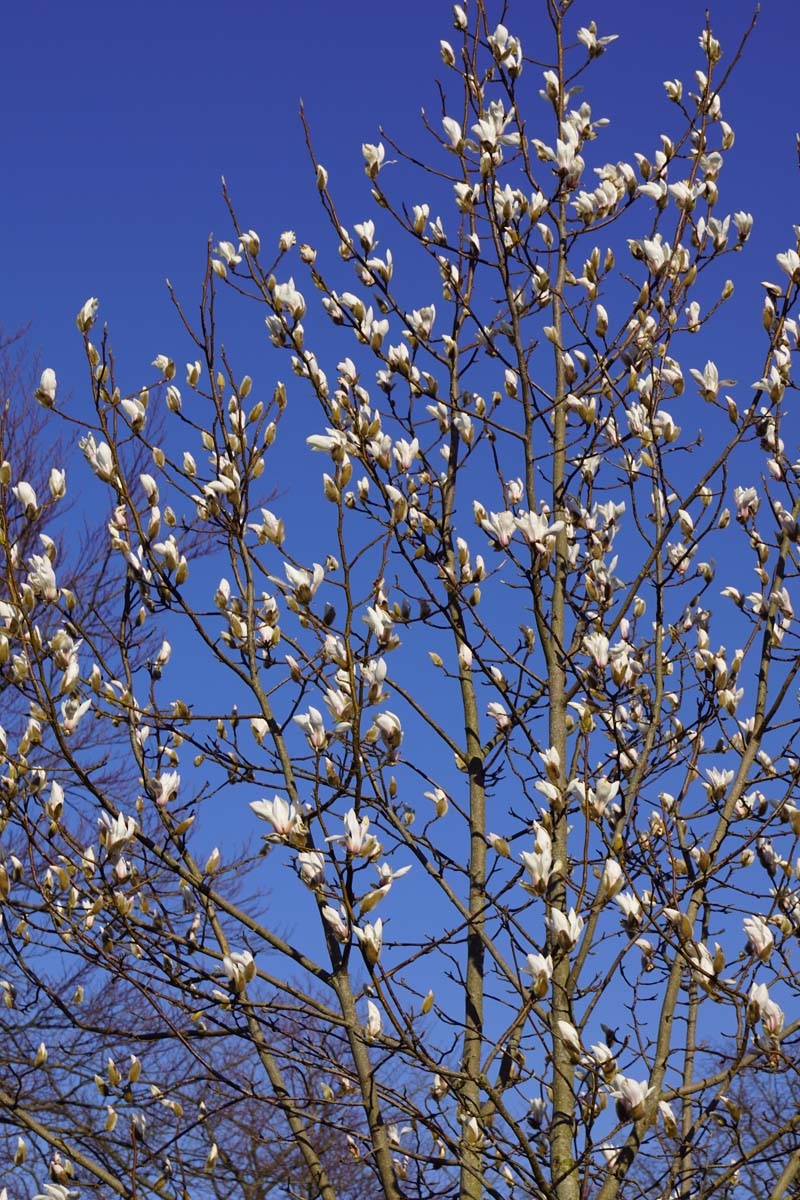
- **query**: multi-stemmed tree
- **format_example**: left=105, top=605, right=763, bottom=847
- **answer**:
left=2, top=4, right=800, bottom=1199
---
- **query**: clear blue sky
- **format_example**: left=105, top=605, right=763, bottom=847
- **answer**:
left=3, top=0, right=798, bottom=403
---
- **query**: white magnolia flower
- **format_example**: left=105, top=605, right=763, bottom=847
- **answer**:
left=223, top=949, right=256, bottom=991
left=524, top=952, right=553, bottom=997
left=777, top=248, right=800, bottom=281
left=610, top=1075, right=654, bottom=1120
left=600, top=859, right=624, bottom=899
left=689, top=360, right=720, bottom=402
left=487, top=701, right=511, bottom=731
left=704, top=767, right=734, bottom=801
left=528, top=1097, right=548, bottom=1129
left=514, top=509, right=564, bottom=555
left=747, top=981, right=770, bottom=1022
left=61, top=696, right=91, bottom=734
left=80, top=433, right=116, bottom=482
left=480, top=510, right=516, bottom=548
left=569, top=775, right=620, bottom=819
left=392, top=437, right=419, bottom=471
left=521, top=846, right=554, bottom=897
left=297, top=850, right=326, bottom=890
left=361, top=657, right=388, bottom=705
left=733, top=486, right=759, bottom=521
left=328, top=809, right=380, bottom=858
left=76, top=296, right=99, bottom=332
left=583, top=632, right=610, bottom=669
left=488, top=22, right=523, bottom=75
left=154, top=771, right=180, bottom=808
left=27, top=554, right=58, bottom=601
left=321, top=904, right=350, bottom=942
left=13, top=480, right=38, bottom=513
left=424, top=787, right=449, bottom=817
left=354, top=918, right=383, bottom=964
left=49, top=468, right=67, bottom=499
left=547, top=907, right=584, bottom=950
left=306, top=428, right=358, bottom=462
left=217, top=240, right=242, bottom=267
left=743, top=915, right=774, bottom=962
left=442, top=116, right=463, bottom=150
left=615, top=891, right=643, bottom=927
left=540, top=745, right=561, bottom=781
left=557, top=1019, right=582, bottom=1061
left=589, top=1042, right=617, bottom=1079
left=733, top=211, right=753, bottom=241
left=99, top=811, right=137, bottom=858
left=46, top=780, right=64, bottom=820
left=365, top=999, right=382, bottom=1039
left=294, top=706, right=327, bottom=751
left=374, top=711, right=403, bottom=759
left=362, top=142, right=385, bottom=178
left=760, top=997, right=785, bottom=1041
left=284, top=562, right=324, bottom=604
left=659, top=1100, right=678, bottom=1136
left=576, top=22, right=618, bottom=57
left=250, top=795, right=303, bottom=838
left=471, top=99, right=520, bottom=152
left=36, top=368, right=57, bottom=407
left=273, top=278, right=306, bottom=319
left=406, top=304, right=436, bottom=341
left=363, top=606, right=398, bottom=648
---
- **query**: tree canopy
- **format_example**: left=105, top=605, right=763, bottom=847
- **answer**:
left=2, top=4, right=800, bottom=1200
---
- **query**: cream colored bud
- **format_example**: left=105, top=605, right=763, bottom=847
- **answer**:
left=76, top=297, right=99, bottom=333
left=487, top=833, right=510, bottom=858
left=152, top=354, right=176, bottom=381
left=49, top=468, right=67, bottom=499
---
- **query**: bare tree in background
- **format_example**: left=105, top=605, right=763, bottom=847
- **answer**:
left=0, top=335, right=367, bottom=1198
left=3, top=4, right=800, bottom=1200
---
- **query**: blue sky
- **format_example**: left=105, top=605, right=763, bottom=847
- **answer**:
left=5, top=0, right=799, bottom=915
left=4, top=0, right=799, bottom=398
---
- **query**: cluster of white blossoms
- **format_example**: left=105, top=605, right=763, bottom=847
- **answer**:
left=5, top=8, right=800, bottom=1198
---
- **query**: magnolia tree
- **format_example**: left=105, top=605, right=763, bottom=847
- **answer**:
left=2, top=3, right=800, bottom=1199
